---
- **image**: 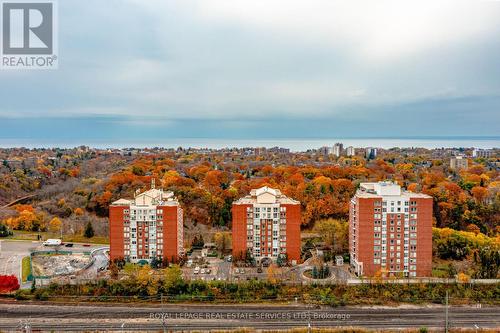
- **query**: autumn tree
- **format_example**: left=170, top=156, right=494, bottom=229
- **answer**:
left=74, top=207, right=84, bottom=216
left=48, top=217, right=62, bottom=234
left=0, top=275, right=20, bottom=293
left=213, top=232, right=231, bottom=253
left=313, top=218, right=348, bottom=254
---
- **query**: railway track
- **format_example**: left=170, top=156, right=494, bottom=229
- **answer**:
left=0, top=303, right=498, bottom=331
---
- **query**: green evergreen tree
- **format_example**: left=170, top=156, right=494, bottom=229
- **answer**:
left=84, top=221, right=95, bottom=238
left=312, top=266, right=318, bottom=279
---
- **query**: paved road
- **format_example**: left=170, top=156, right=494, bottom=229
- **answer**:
left=0, top=303, right=498, bottom=331
left=216, top=260, right=231, bottom=281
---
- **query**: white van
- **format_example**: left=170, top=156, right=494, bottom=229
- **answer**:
left=43, top=239, right=62, bottom=246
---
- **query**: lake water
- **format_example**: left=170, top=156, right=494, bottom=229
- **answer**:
left=0, top=137, right=498, bottom=151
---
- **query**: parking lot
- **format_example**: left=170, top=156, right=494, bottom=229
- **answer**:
left=183, top=250, right=229, bottom=281
left=0, top=240, right=108, bottom=287
left=182, top=250, right=353, bottom=284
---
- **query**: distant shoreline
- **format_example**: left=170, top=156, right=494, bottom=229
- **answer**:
left=0, top=137, right=499, bottom=151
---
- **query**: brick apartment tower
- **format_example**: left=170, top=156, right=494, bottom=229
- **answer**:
left=109, top=180, right=183, bottom=263
left=232, top=186, right=301, bottom=264
left=349, top=181, right=432, bottom=277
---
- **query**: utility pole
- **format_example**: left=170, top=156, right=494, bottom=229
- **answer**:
left=307, top=307, right=312, bottom=333
left=445, top=290, right=449, bottom=333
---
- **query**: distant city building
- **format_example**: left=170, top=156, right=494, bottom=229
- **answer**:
left=232, top=186, right=301, bottom=264
left=472, top=149, right=493, bottom=159
left=254, top=147, right=290, bottom=155
left=317, top=146, right=330, bottom=155
left=349, top=181, right=433, bottom=277
left=365, top=147, right=377, bottom=160
left=268, top=146, right=290, bottom=154
left=254, top=147, right=267, bottom=155
left=450, top=155, right=468, bottom=170
left=346, top=146, right=355, bottom=157
left=333, top=143, right=343, bottom=157
left=109, top=180, right=184, bottom=263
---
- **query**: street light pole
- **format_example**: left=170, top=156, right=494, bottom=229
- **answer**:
left=445, top=290, right=449, bottom=333
left=307, top=306, right=312, bottom=333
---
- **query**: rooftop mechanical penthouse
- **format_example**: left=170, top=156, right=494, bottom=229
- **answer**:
left=109, top=180, right=184, bottom=264
left=349, top=181, right=433, bottom=277
left=232, top=186, right=301, bottom=265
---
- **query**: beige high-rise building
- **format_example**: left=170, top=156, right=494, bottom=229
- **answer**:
left=346, top=146, right=355, bottom=157
left=450, top=156, right=468, bottom=170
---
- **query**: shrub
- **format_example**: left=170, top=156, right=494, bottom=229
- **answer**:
left=0, top=275, right=20, bottom=293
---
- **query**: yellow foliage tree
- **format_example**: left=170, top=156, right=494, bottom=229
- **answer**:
left=48, top=217, right=62, bottom=234
left=267, top=264, right=281, bottom=284
left=137, top=265, right=158, bottom=296
left=4, top=209, right=43, bottom=231
left=457, top=272, right=471, bottom=283
left=313, top=218, right=348, bottom=253
left=213, top=232, right=231, bottom=252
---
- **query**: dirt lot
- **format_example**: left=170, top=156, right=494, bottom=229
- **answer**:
left=31, top=253, right=92, bottom=277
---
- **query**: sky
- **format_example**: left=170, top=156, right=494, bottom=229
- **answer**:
left=1, top=0, right=500, bottom=143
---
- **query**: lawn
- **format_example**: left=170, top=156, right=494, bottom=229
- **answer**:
left=61, top=234, right=109, bottom=245
left=21, top=256, right=31, bottom=283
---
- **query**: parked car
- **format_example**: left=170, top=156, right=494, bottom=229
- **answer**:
left=200, top=268, right=206, bottom=274
left=205, top=268, right=211, bottom=274
left=82, top=244, right=91, bottom=247
left=186, top=260, right=193, bottom=268
left=193, top=266, right=200, bottom=274
left=64, top=243, right=74, bottom=247
left=43, top=239, right=61, bottom=246
left=257, top=267, right=263, bottom=273
left=226, top=255, right=233, bottom=262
